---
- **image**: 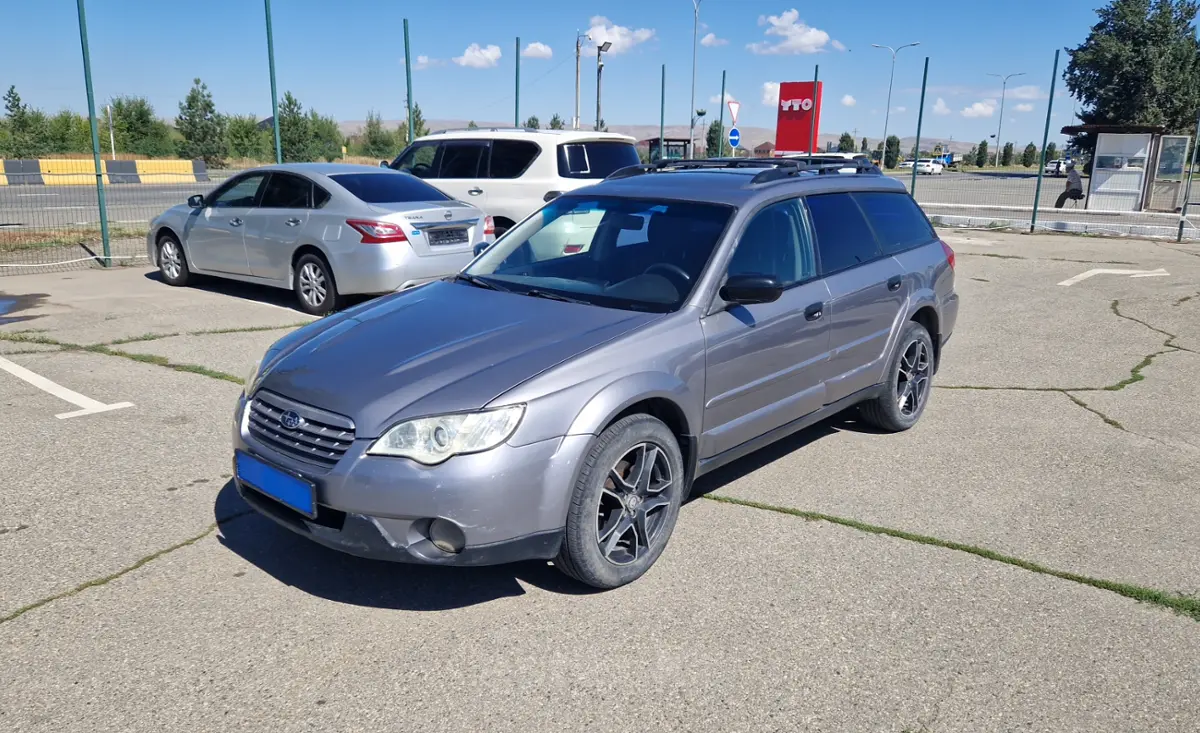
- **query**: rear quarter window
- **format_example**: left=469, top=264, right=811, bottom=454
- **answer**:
left=805, top=192, right=883, bottom=275
left=851, top=191, right=935, bottom=254
left=329, top=172, right=450, bottom=203
left=557, top=141, right=640, bottom=179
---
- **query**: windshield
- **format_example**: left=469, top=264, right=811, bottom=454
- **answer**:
left=464, top=195, right=733, bottom=312
left=329, top=172, right=450, bottom=203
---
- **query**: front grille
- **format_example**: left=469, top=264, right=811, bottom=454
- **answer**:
left=427, top=227, right=469, bottom=246
left=247, top=391, right=355, bottom=468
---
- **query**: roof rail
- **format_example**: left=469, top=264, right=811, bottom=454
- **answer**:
left=428, top=127, right=541, bottom=135
left=605, top=156, right=881, bottom=183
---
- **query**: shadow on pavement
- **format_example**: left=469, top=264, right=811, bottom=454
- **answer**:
left=213, top=480, right=596, bottom=611
left=143, top=271, right=374, bottom=314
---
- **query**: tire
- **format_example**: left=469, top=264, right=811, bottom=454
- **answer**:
left=555, top=414, right=686, bottom=589
left=293, top=253, right=339, bottom=316
left=859, top=320, right=935, bottom=433
left=157, top=232, right=190, bottom=286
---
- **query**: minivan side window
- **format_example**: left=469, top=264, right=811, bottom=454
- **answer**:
left=489, top=140, right=540, bottom=178
left=726, top=199, right=814, bottom=286
left=805, top=192, right=882, bottom=275
left=852, top=192, right=935, bottom=254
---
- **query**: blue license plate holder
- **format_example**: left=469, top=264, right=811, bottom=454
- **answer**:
left=235, top=451, right=317, bottom=518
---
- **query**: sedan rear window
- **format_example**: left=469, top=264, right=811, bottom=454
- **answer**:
left=329, top=172, right=450, bottom=203
left=557, top=141, right=641, bottom=179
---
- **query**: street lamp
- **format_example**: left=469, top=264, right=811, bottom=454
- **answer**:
left=689, top=0, right=701, bottom=158
left=595, top=41, right=611, bottom=131
left=987, top=71, right=1026, bottom=167
left=871, top=41, right=920, bottom=168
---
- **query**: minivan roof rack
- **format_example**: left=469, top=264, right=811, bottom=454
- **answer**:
left=428, top=127, right=542, bottom=135
left=605, top=156, right=881, bottom=183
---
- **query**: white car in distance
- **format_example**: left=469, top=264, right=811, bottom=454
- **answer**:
left=915, top=159, right=944, bottom=175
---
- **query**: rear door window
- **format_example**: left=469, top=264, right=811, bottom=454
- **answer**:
left=805, top=192, right=883, bottom=275
left=329, top=173, right=450, bottom=203
left=557, top=141, right=640, bottom=179
left=489, top=140, right=540, bottom=178
left=259, top=172, right=312, bottom=208
left=438, top=142, right=488, bottom=178
left=851, top=192, right=935, bottom=254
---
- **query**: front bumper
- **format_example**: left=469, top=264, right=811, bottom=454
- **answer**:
left=232, top=394, right=590, bottom=566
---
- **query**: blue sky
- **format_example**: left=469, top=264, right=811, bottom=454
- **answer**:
left=4, top=0, right=1105, bottom=147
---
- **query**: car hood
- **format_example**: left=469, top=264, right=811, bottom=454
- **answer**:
left=255, top=281, right=659, bottom=437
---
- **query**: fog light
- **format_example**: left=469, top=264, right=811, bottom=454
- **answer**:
left=429, top=519, right=465, bottom=554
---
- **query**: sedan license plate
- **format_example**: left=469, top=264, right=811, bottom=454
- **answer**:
left=235, top=451, right=317, bottom=517
left=427, top=227, right=469, bottom=246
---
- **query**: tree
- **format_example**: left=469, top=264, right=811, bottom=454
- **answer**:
left=967, top=144, right=979, bottom=166
left=175, top=78, right=227, bottom=166
left=548, top=113, right=565, bottom=130
left=309, top=110, right=344, bottom=161
left=1001, top=141, right=1015, bottom=166
left=884, top=135, right=901, bottom=168
left=1045, top=142, right=1059, bottom=161
left=838, top=132, right=856, bottom=152
left=1064, top=0, right=1200, bottom=155
left=523, top=115, right=540, bottom=129
left=46, top=110, right=92, bottom=153
left=705, top=119, right=730, bottom=157
left=277, top=92, right=313, bottom=162
left=975, top=140, right=989, bottom=167
left=109, top=96, right=173, bottom=157
left=410, top=103, right=429, bottom=139
left=361, top=111, right=395, bottom=159
left=2, top=85, right=49, bottom=158
left=467, top=120, right=479, bottom=130
left=1021, top=142, right=1038, bottom=167
left=860, top=137, right=869, bottom=153
left=226, top=115, right=271, bottom=160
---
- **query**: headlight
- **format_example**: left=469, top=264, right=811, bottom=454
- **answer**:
left=366, top=405, right=525, bottom=464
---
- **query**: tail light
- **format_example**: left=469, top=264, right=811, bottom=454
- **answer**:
left=563, top=244, right=583, bottom=254
left=483, top=216, right=495, bottom=236
left=940, top=241, right=956, bottom=270
left=346, top=219, right=408, bottom=244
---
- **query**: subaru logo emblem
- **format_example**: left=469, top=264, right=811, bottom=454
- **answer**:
left=280, top=410, right=303, bottom=430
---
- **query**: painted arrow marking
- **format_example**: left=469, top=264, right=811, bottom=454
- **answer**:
left=1057, top=268, right=1169, bottom=287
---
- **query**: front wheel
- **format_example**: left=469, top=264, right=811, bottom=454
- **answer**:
left=293, top=253, right=339, bottom=316
left=157, top=233, right=190, bottom=286
left=555, top=414, right=685, bottom=589
left=859, top=321, right=935, bottom=432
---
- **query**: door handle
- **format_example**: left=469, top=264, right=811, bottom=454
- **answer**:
left=229, top=218, right=243, bottom=227
left=804, top=302, right=824, bottom=321
left=887, top=275, right=902, bottom=291
left=467, top=188, right=484, bottom=196
left=285, top=218, right=302, bottom=226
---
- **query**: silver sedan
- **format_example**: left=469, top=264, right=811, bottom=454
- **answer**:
left=147, top=163, right=495, bottom=315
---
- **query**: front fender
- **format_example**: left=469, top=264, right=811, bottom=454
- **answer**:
left=566, top=371, right=695, bottom=438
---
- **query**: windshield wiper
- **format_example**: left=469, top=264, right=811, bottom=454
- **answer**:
left=521, top=288, right=590, bottom=305
left=452, top=273, right=508, bottom=292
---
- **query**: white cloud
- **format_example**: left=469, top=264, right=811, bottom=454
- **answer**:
left=933, top=98, right=950, bottom=115
left=1008, top=85, right=1044, bottom=100
left=961, top=99, right=997, bottom=118
left=831, top=40, right=847, bottom=51
left=747, top=9, right=831, bottom=55
left=841, top=94, right=856, bottom=107
left=414, top=55, right=433, bottom=70
left=453, top=43, right=502, bottom=68
left=586, top=16, right=655, bottom=55
left=1014, top=103, right=1034, bottom=112
left=710, top=91, right=736, bottom=104
left=700, top=32, right=728, bottom=47
left=761, top=81, right=780, bottom=107
left=521, top=42, right=553, bottom=59
left=895, top=106, right=906, bottom=113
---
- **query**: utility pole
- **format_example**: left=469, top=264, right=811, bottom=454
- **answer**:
left=264, top=0, right=282, bottom=164
left=689, top=0, right=701, bottom=158
left=75, top=0, right=110, bottom=265
left=988, top=71, right=1025, bottom=167
left=574, top=32, right=586, bottom=130
left=514, top=36, right=520, bottom=127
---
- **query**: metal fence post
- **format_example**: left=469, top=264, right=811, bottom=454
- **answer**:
left=658, top=65, right=666, bottom=162
left=910, top=57, right=929, bottom=194
left=715, top=70, right=726, bottom=158
left=75, top=0, right=110, bottom=266
left=809, top=65, right=819, bottom=155
left=264, top=0, right=282, bottom=164
left=404, top=19, right=414, bottom=144
left=1030, top=49, right=1060, bottom=234
left=515, top=37, right=521, bottom=127
left=1178, top=109, right=1200, bottom=242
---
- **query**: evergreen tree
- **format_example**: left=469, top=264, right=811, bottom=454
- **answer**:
left=226, top=115, right=270, bottom=160
left=884, top=135, right=901, bottom=168
left=1001, top=141, right=1015, bottom=166
left=176, top=78, right=227, bottom=165
left=309, top=110, right=344, bottom=162
left=705, top=119, right=730, bottom=157
left=278, top=92, right=313, bottom=162
left=975, top=140, right=989, bottom=167
left=548, top=113, right=565, bottom=130
left=467, top=120, right=479, bottom=130
left=1021, top=142, right=1038, bottom=167
left=860, top=137, right=869, bottom=153
left=361, top=111, right=395, bottom=159
left=1045, top=142, right=1059, bottom=160
left=838, top=132, right=856, bottom=152
left=109, top=96, right=173, bottom=157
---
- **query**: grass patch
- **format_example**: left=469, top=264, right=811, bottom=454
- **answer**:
left=0, top=225, right=150, bottom=254
left=106, top=332, right=181, bottom=345
left=189, top=322, right=310, bottom=336
left=86, top=344, right=243, bottom=383
left=1063, top=392, right=1126, bottom=431
left=704, top=494, right=1200, bottom=622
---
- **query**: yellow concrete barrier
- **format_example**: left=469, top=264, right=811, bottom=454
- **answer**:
left=0, top=160, right=7, bottom=186
left=135, top=159, right=194, bottom=183
left=40, top=159, right=107, bottom=185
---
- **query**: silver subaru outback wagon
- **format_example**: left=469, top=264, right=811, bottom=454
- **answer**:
left=232, top=157, right=959, bottom=589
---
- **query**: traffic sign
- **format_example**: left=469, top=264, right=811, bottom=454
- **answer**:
left=728, top=127, right=741, bottom=149
left=727, top=100, right=741, bottom=126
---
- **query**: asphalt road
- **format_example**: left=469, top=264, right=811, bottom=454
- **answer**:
left=0, top=178, right=227, bottom=229
left=1, top=230, right=1199, bottom=730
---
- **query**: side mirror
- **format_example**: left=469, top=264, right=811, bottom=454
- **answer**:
left=719, top=274, right=783, bottom=306
left=543, top=190, right=562, bottom=202
left=379, top=160, right=390, bottom=168
left=187, top=194, right=204, bottom=209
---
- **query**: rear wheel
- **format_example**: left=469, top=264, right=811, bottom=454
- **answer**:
left=555, top=414, right=685, bottom=589
left=157, top=233, right=190, bottom=286
left=859, top=321, right=934, bottom=432
left=293, top=253, right=339, bottom=316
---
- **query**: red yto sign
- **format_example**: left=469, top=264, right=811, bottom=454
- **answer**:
left=774, top=81, right=823, bottom=155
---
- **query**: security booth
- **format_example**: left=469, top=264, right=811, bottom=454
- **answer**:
left=641, top=137, right=690, bottom=162
left=1060, top=124, right=1192, bottom=213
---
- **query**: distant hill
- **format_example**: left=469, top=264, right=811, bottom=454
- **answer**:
left=338, top=118, right=977, bottom=155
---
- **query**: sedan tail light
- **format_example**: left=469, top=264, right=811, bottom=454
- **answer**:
left=346, top=219, right=408, bottom=244
left=940, top=240, right=956, bottom=270
left=483, top=216, right=495, bottom=236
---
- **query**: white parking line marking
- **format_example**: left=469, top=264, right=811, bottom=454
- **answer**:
left=1057, top=268, right=1169, bottom=286
left=0, top=355, right=134, bottom=419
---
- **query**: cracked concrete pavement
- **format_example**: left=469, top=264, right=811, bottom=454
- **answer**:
left=1, top=231, right=1198, bottom=731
